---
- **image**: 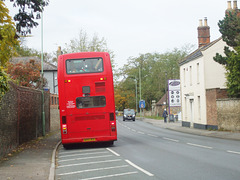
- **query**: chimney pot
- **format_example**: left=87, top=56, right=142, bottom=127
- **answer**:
left=204, top=17, right=208, bottom=26
left=199, top=19, right=203, bottom=27
left=233, top=0, right=238, bottom=9
left=227, top=1, right=232, bottom=10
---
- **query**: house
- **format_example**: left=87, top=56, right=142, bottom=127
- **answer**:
left=10, top=56, right=58, bottom=94
left=179, top=15, right=229, bottom=130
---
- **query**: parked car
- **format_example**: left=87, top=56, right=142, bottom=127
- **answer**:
left=123, top=109, right=135, bottom=121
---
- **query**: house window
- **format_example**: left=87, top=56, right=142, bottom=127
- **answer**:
left=198, top=96, right=201, bottom=120
left=197, top=63, right=200, bottom=84
left=190, top=66, right=192, bottom=86
left=183, top=68, right=186, bottom=87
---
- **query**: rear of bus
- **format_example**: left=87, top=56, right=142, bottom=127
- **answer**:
left=57, top=52, right=117, bottom=147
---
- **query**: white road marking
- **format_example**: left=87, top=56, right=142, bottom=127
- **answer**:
left=58, top=159, right=121, bottom=168
left=163, top=137, right=179, bottom=142
left=137, top=131, right=145, bottom=135
left=147, top=134, right=158, bottom=137
left=59, top=151, right=108, bottom=158
left=187, top=143, right=213, bottom=149
left=125, top=159, right=154, bottom=177
left=59, top=149, right=103, bottom=155
left=131, top=129, right=137, bottom=132
left=58, top=165, right=129, bottom=176
left=79, top=171, right=138, bottom=180
left=106, top=148, right=120, bottom=156
left=227, top=150, right=240, bottom=155
left=58, top=155, right=113, bottom=162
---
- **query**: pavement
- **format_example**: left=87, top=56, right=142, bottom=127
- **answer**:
left=0, top=131, right=61, bottom=180
left=139, top=118, right=240, bottom=141
left=0, top=118, right=239, bottom=180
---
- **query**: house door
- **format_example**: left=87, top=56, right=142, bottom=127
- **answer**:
left=190, top=99, right=194, bottom=127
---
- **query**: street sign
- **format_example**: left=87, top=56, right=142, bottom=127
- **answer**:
left=139, top=100, right=145, bottom=108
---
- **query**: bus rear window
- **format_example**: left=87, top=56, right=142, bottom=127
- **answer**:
left=66, top=58, right=103, bottom=74
left=76, top=96, right=106, bottom=109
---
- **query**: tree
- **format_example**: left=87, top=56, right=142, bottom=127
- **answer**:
left=214, top=11, right=240, bottom=97
left=7, top=59, right=45, bottom=88
left=62, top=30, right=115, bottom=69
left=115, top=46, right=191, bottom=111
left=0, top=66, right=9, bottom=102
left=0, top=1, right=19, bottom=66
left=2, top=0, right=49, bottom=36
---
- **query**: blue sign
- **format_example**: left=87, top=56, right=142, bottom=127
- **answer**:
left=139, top=100, right=145, bottom=109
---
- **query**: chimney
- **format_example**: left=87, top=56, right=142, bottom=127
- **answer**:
left=197, top=17, right=210, bottom=48
left=226, top=1, right=240, bottom=16
left=57, top=46, right=62, bottom=58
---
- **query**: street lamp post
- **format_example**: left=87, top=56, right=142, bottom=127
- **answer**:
left=139, top=67, right=142, bottom=118
left=41, top=6, right=45, bottom=136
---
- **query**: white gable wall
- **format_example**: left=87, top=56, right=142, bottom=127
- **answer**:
left=203, top=39, right=227, bottom=89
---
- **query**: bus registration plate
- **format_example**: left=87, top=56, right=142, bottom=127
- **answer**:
left=83, top=138, right=96, bottom=142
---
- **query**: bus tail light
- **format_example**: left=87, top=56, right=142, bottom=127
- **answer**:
left=62, top=124, right=67, bottom=134
left=100, top=77, right=107, bottom=81
left=110, top=122, right=116, bottom=131
left=62, top=116, right=67, bottom=134
left=64, top=79, right=72, bottom=83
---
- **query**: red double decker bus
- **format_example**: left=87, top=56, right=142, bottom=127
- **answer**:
left=57, top=52, right=117, bottom=147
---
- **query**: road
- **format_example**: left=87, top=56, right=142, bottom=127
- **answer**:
left=55, top=117, right=240, bottom=180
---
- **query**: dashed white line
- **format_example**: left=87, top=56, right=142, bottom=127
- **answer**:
left=147, top=134, right=158, bottom=138
left=125, top=159, right=154, bottom=177
left=227, top=150, right=240, bottom=155
left=187, top=143, right=213, bottom=149
left=137, top=131, right=145, bottom=135
left=79, top=171, right=138, bottom=180
left=58, top=155, right=113, bottom=162
left=58, top=159, right=121, bottom=168
left=163, top=137, right=179, bottom=142
left=58, top=165, right=129, bottom=176
left=106, top=148, right=120, bottom=156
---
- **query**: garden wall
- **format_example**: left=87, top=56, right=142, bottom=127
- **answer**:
left=0, top=82, right=50, bottom=159
left=217, top=98, right=240, bottom=131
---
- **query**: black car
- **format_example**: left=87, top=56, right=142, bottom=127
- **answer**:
left=123, top=109, right=135, bottom=121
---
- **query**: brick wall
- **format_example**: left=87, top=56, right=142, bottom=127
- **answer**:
left=206, top=88, right=228, bottom=126
left=0, top=83, right=50, bottom=158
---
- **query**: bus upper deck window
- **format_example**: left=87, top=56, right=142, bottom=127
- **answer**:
left=66, top=58, right=103, bottom=74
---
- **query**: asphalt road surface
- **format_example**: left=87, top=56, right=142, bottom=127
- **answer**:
left=55, top=117, right=240, bottom=180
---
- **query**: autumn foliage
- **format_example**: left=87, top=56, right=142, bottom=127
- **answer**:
left=7, top=60, right=42, bottom=89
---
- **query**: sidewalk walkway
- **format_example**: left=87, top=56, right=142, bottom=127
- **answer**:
left=139, top=118, right=240, bottom=141
left=0, top=131, right=61, bottom=180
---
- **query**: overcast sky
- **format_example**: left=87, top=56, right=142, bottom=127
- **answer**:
left=6, top=0, right=231, bottom=67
